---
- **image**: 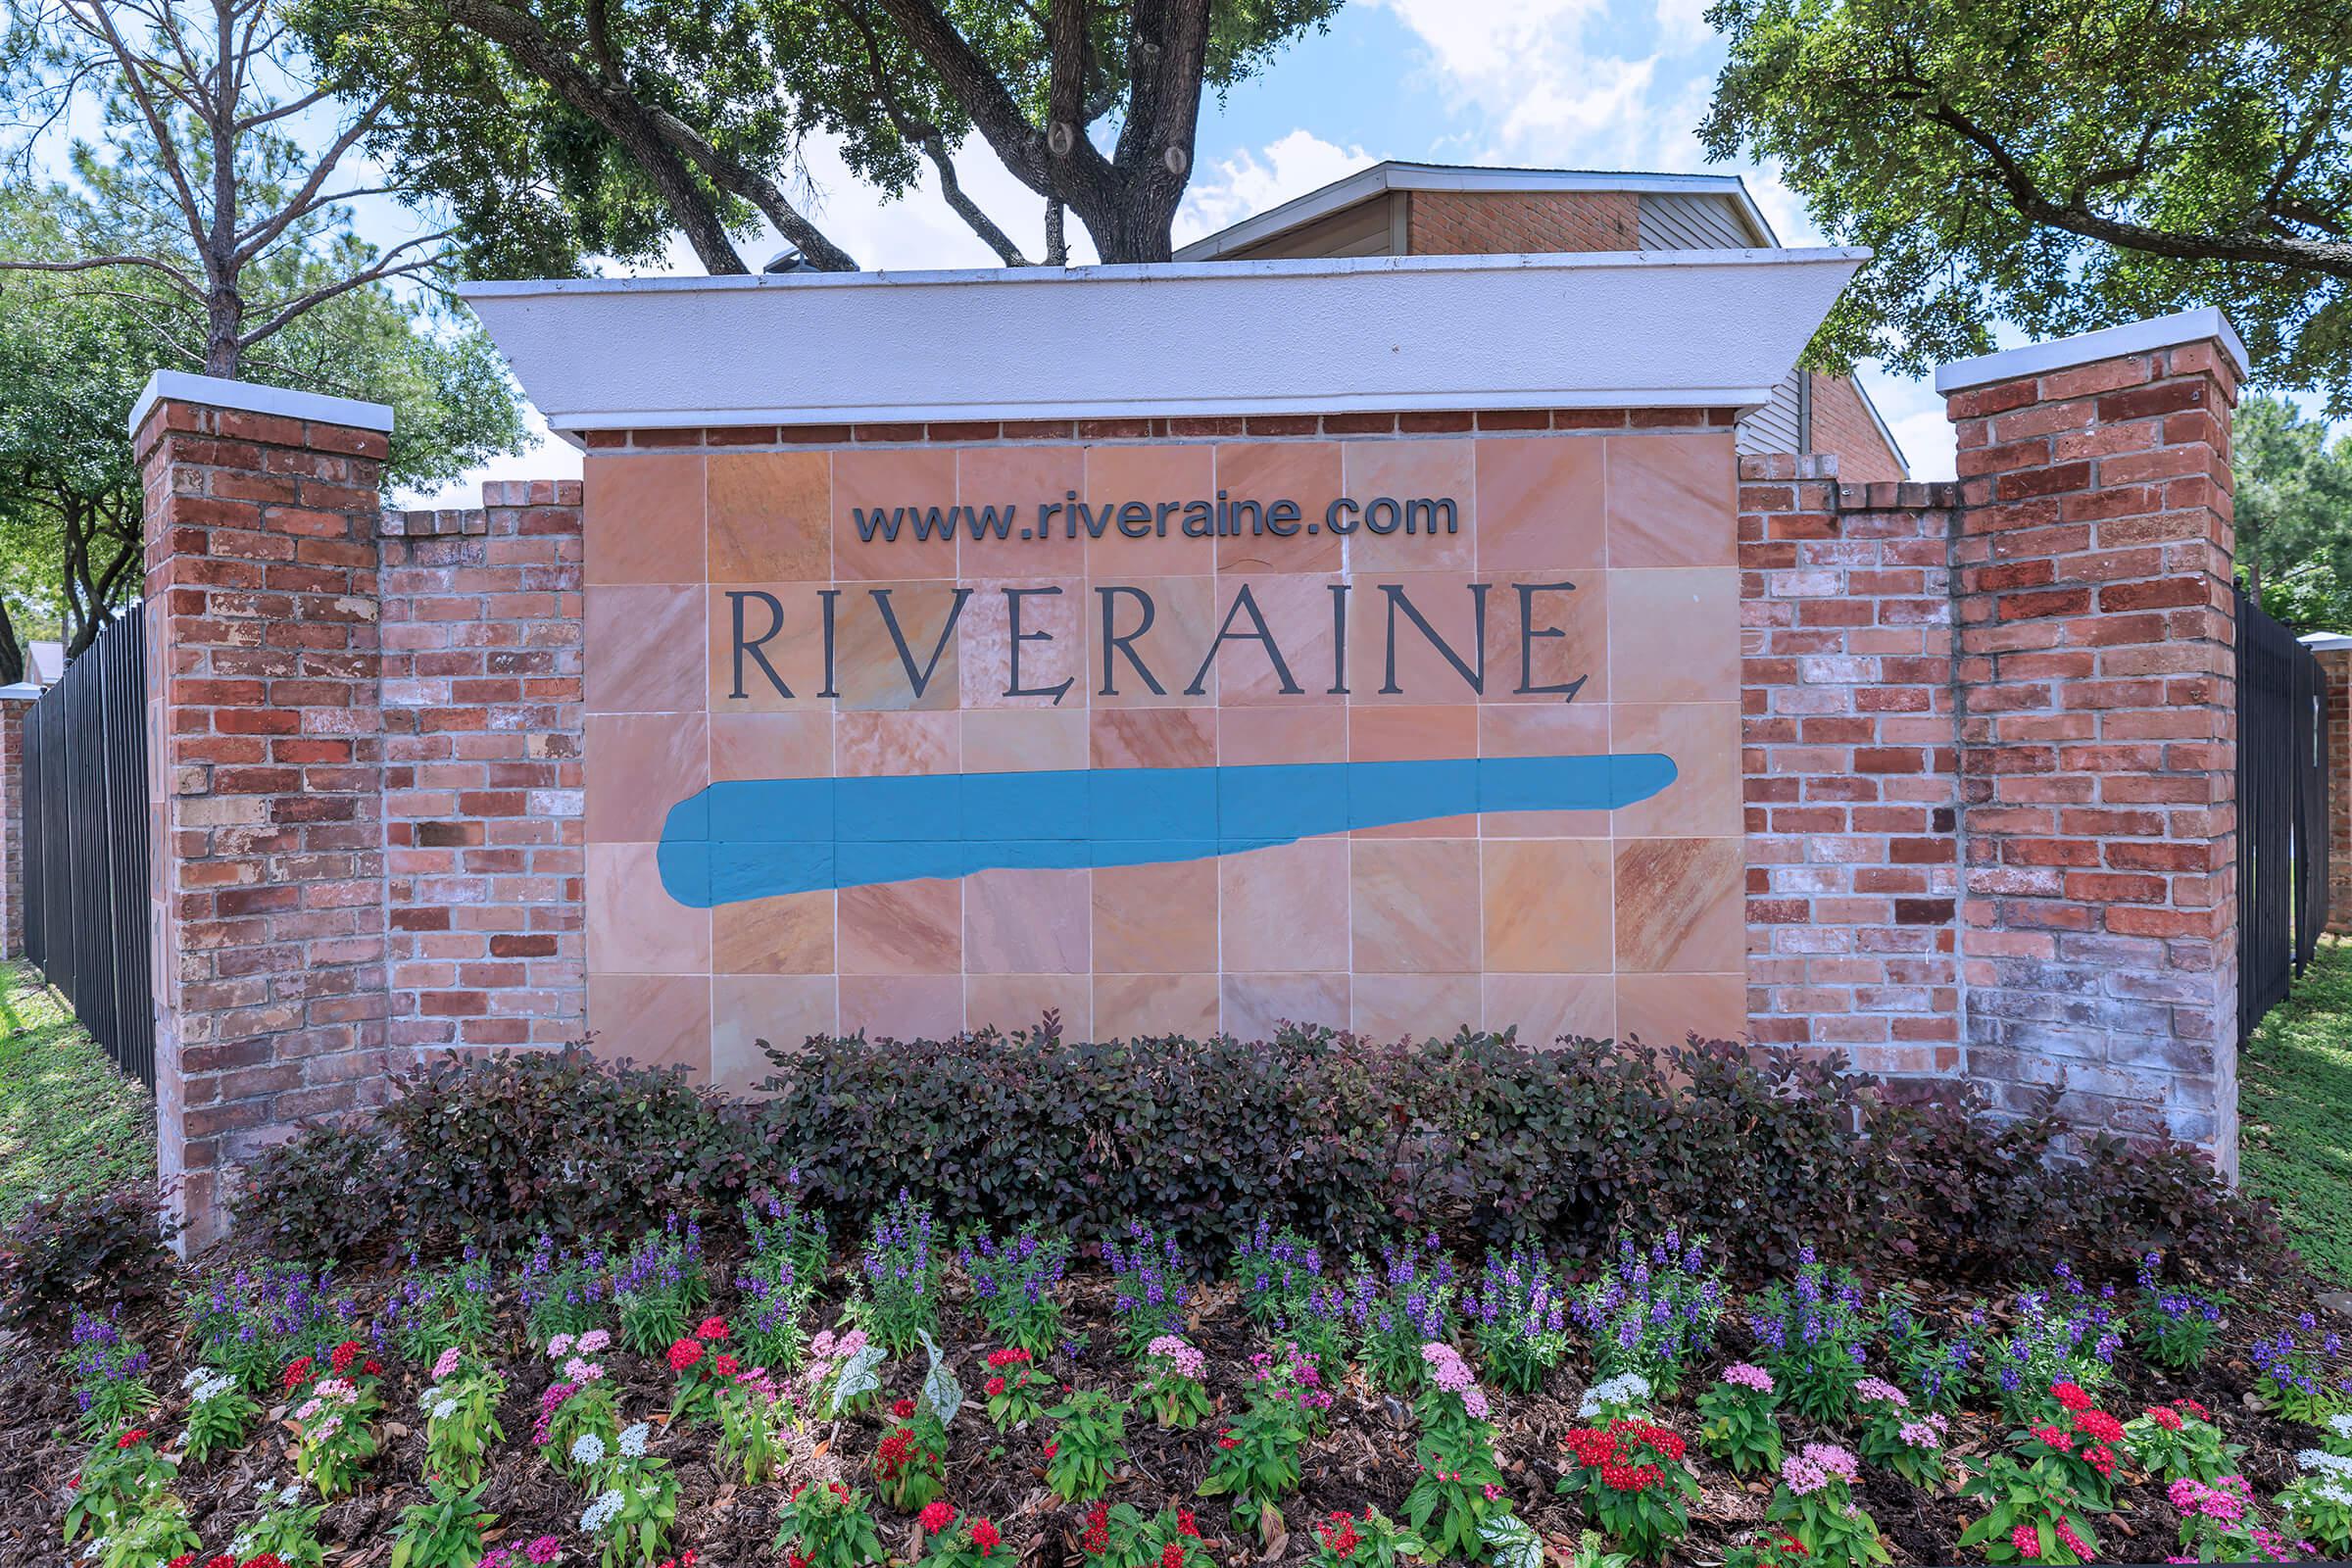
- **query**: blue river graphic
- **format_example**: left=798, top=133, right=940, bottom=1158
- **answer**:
left=656, top=753, right=1676, bottom=906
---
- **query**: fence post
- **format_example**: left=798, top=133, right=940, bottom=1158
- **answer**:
left=1937, top=307, right=2247, bottom=1173
left=0, top=684, right=35, bottom=957
left=132, top=371, right=395, bottom=1250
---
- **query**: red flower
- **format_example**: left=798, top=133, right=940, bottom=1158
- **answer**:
left=987, top=1348, right=1031, bottom=1368
left=2075, top=1410, right=2125, bottom=1445
left=789, top=1553, right=811, bottom=1568
left=972, top=1519, right=1002, bottom=1557
left=1318, top=1513, right=1362, bottom=1561
left=206, top=1555, right=238, bottom=1568
left=362, top=1359, right=382, bottom=1377
left=2174, top=1398, right=2212, bottom=1421
left=281, top=1357, right=314, bottom=1392
left=875, top=1427, right=918, bottom=1479
left=2049, top=1381, right=2092, bottom=1412
left=1775, top=1534, right=1809, bottom=1557
left=2145, top=1406, right=2184, bottom=1431
left=986, top=1376, right=1006, bottom=1396
left=697, top=1315, right=729, bottom=1342
left=920, top=1501, right=957, bottom=1534
left=712, top=1353, right=739, bottom=1379
left=1177, top=1509, right=1200, bottom=1539
left=1043, top=1441, right=1058, bottom=1459
left=1082, top=1503, right=1110, bottom=1556
left=1216, top=1428, right=1240, bottom=1450
left=2030, top=1424, right=2073, bottom=1451
left=329, top=1340, right=364, bottom=1374
left=667, top=1338, right=705, bottom=1373
left=1161, top=1544, right=1186, bottom=1568
left=243, top=1556, right=290, bottom=1568
left=894, top=1396, right=918, bottom=1419
left=116, top=1428, right=151, bottom=1449
left=166, top=1557, right=196, bottom=1568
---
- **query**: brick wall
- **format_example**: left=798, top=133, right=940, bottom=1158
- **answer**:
left=380, top=482, right=586, bottom=1049
left=1807, top=373, right=1907, bottom=485
left=1740, top=457, right=1962, bottom=1083
left=135, top=394, right=391, bottom=1248
left=1404, top=190, right=1640, bottom=256
left=2324, top=648, right=2352, bottom=935
left=1946, top=336, right=2242, bottom=1164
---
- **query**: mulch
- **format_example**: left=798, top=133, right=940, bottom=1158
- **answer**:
left=3, top=1244, right=2345, bottom=1567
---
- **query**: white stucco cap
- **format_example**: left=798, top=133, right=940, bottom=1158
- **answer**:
left=128, top=368, right=394, bottom=441
left=459, top=247, right=1869, bottom=438
left=1933, top=307, right=2251, bottom=396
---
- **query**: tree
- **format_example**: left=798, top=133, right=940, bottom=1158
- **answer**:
left=2234, top=393, right=2352, bottom=628
left=290, top=0, right=1342, bottom=274
left=0, top=182, right=526, bottom=675
left=1700, top=0, right=2352, bottom=409
left=0, top=0, right=469, bottom=377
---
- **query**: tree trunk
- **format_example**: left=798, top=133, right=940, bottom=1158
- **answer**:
left=0, top=599, right=24, bottom=686
left=1069, top=175, right=1185, bottom=264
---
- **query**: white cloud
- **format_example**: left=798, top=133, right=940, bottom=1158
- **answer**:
left=1176, top=129, right=1376, bottom=244
left=1858, top=366, right=1956, bottom=482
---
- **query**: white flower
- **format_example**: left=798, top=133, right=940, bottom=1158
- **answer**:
left=80, top=1541, right=105, bottom=1561
left=182, top=1367, right=209, bottom=1391
left=2331, top=1412, right=2352, bottom=1437
left=193, top=1373, right=237, bottom=1401
left=432, top=1397, right=460, bottom=1421
left=278, top=1482, right=302, bottom=1505
left=1577, top=1372, right=1653, bottom=1419
left=571, top=1432, right=608, bottom=1466
left=618, top=1422, right=650, bottom=1458
left=2298, top=1449, right=2352, bottom=1478
left=581, top=1489, right=625, bottom=1532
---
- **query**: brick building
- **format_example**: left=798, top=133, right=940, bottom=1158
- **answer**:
left=0, top=182, right=2261, bottom=1249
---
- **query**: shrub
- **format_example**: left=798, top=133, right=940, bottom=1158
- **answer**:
left=0, top=1180, right=177, bottom=1326
left=226, top=1027, right=2276, bottom=1284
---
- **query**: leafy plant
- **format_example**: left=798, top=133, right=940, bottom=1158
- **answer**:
left=67, top=1308, right=157, bottom=1441
left=1232, top=1220, right=1328, bottom=1324
left=738, top=1186, right=828, bottom=1372
left=855, top=1191, right=943, bottom=1356
left=872, top=1396, right=950, bottom=1512
left=375, top=1244, right=499, bottom=1366
left=1079, top=1501, right=1215, bottom=1568
left=1313, top=1506, right=1425, bottom=1568
left=2122, top=1401, right=2240, bottom=1484
left=959, top=1222, right=1070, bottom=1354
left=1852, top=1377, right=1948, bottom=1488
left=79, top=1491, right=204, bottom=1568
left=715, top=1364, right=790, bottom=1484
left=389, top=1473, right=495, bottom=1568
left=577, top=1429, right=681, bottom=1568
left=1723, top=1530, right=1814, bottom=1568
left=228, top=1479, right=330, bottom=1568
left=1556, top=1418, right=1699, bottom=1561
left=1104, top=1220, right=1193, bottom=1356
left=62, top=1427, right=174, bottom=1546
left=287, top=1347, right=383, bottom=1498
left=1569, top=1231, right=1721, bottom=1396
left=1765, top=1445, right=1890, bottom=1568
left=1695, top=1363, right=1783, bottom=1477
left=517, top=1235, right=614, bottom=1346
left=1403, top=1342, right=1508, bottom=1563
left=1044, top=1386, right=1130, bottom=1502
left=982, top=1347, right=1048, bottom=1428
left=2008, top=1384, right=2129, bottom=1506
left=666, top=1315, right=735, bottom=1426
left=613, top=1214, right=710, bottom=1358
left=534, top=1335, right=621, bottom=1472
left=180, top=1366, right=261, bottom=1466
left=1744, top=1250, right=1869, bottom=1424
left=773, top=1479, right=886, bottom=1568
left=418, top=1346, right=507, bottom=1488
left=2278, top=1452, right=2352, bottom=1557
left=2251, top=1319, right=2349, bottom=1427
left=1956, top=1453, right=2105, bottom=1566
left=1874, top=1290, right=1972, bottom=1412
left=2167, top=1475, right=2298, bottom=1564
left=915, top=1507, right=1007, bottom=1568
left=184, top=1264, right=352, bottom=1396
left=1137, top=1335, right=1212, bottom=1429
left=0, top=1181, right=176, bottom=1328
left=1461, top=1247, right=1569, bottom=1395
left=1966, top=1271, right=2124, bottom=1425
left=2131, top=1253, right=2226, bottom=1372
left=1345, top=1236, right=1457, bottom=1392
left=1199, top=1381, right=1309, bottom=1539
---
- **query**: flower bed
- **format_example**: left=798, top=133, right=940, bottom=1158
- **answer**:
left=14, top=1186, right=2352, bottom=1567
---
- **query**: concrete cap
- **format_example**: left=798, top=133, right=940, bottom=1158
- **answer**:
left=1934, top=308, right=2250, bottom=396
left=129, top=369, right=395, bottom=441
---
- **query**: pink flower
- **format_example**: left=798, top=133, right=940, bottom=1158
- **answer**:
left=1799, top=1443, right=1858, bottom=1485
left=1853, top=1377, right=1909, bottom=1409
left=1721, top=1362, right=1775, bottom=1394
left=2011, top=1524, right=2041, bottom=1558
left=431, top=1347, right=464, bottom=1381
left=576, top=1330, right=612, bottom=1354
left=546, top=1335, right=575, bottom=1357
left=525, top=1538, right=564, bottom=1565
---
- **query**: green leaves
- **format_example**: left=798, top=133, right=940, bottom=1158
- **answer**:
left=1700, top=0, right=2352, bottom=408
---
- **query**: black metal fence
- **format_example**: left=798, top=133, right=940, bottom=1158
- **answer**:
left=22, top=610, right=155, bottom=1090
left=2235, top=585, right=2330, bottom=1040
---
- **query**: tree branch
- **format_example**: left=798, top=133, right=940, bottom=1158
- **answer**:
left=0, top=251, right=207, bottom=299
left=232, top=236, right=450, bottom=347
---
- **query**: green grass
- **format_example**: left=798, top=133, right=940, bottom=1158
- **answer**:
left=0, top=959, right=154, bottom=1224
left=2240, top=934, right=2352, bottom=1287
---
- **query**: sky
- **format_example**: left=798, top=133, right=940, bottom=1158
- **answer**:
left=393, top=0, right=1967, bottom=507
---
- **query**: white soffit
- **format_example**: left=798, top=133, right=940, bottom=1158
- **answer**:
left=1934, top=307, right=2251, bottom=395
left=460, top=248, right=1868, bottom=435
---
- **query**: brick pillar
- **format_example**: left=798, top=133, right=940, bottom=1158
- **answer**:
left=2320, top=646, right=2352, bottom=935
left=0, top=685, right=35, bottom=956
left=380, top=482, right=587, bottom=1047
left=133, top=371, right=394, bottom=1249
left=1938, top=308, right=2246, bottom=1172
left=1740, top=454, right=1963, bottom=1086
